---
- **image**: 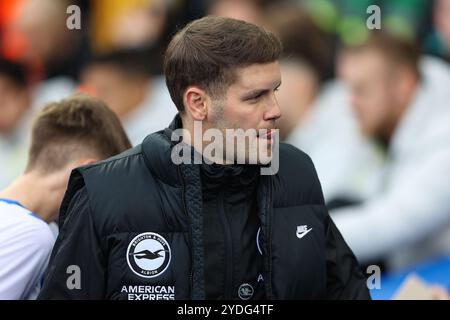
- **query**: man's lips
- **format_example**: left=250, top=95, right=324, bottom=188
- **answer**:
left=258, top=129, right=274, bottom=140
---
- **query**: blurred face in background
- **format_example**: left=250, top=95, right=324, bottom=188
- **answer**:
left=434, top=0, right=450, bottom=49
left=112, top=0, right=168, bottom=49
left=208, top=0, right=265, bottom=26
left=15, top=0, right=74, bottom=64
left=339, top=49, right=416, bottom=142
left=276, top=60, right=318, bottom=140
left=81, top=64, right=149, bottom=119
left=0, top=75, right=30, bottom=135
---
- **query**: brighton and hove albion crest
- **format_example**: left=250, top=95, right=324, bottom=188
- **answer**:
left=126, top=232, right=171, bottom=278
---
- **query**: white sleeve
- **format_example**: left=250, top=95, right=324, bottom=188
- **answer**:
left=331, top=145, right=450, bottom=263
left=0, top=220, right=55, bottom=300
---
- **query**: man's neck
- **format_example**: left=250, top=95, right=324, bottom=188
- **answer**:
left=0, top=172, right=55, bottom=223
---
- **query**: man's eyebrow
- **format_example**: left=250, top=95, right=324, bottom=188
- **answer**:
left=242, top=81, right=282, bottom=100
left=242, top=89, right=269, bottom=100
left=274, top=81, right=282, bottom=89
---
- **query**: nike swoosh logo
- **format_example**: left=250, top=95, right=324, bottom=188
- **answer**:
left=297, top=228, right=312, bottom=239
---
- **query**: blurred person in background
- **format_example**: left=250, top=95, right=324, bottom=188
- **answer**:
left=0, top=95, right=131, bottom=300
left=266, top=5, right=384, bottom=206
left=5, top=0, right=81, bottom=109
left=80, top=48, right=176, bottom=146
left=108, top=0, right=169, bottom=50
left=424, top=0, right=450, bottom=62
left=0, top=58, right=32, bottom=189
left=13, top=0, right=87, bottom=80
left=207, top=0, right=268, bottom=26
left=0, top=0, right=79, bottom=191
left=89, top=0, right=170, bottom=53
left=87, top=0, right=206, bottom=66
left=333, top=31, right=450, bottom=271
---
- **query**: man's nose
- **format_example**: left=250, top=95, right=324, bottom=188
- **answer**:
left=264, top=94, right=282, bottom=122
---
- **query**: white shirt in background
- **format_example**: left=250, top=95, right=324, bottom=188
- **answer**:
left=332, top=56, right=450, bottom=269
left=0, top=199, right=55, bottom=299
left=123, top=76, right=178, bottom=146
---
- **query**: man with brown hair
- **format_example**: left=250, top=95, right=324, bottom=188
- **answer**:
left=39, top=16, right=369, bottom=300
left=0, top=94, right=131, bottom=299
left=334, top=31, right=450, bottom=270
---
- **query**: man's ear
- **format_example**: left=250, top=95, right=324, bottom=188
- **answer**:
left=396, top=68, right=418, bottom=104
left=183, top=86, right=208, bottom=121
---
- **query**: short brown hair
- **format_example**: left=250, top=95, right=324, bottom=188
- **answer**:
left=343, top=31, right=420, bottom=78
left=164, top=16, right=282, bottom=112
left=26, top=94, right=131, bottom=173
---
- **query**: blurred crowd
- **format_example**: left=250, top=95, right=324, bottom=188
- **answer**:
left=1, top=0, right=450, bottom=277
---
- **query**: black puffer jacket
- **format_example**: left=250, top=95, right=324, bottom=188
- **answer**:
left=39, top=116, right=370, bottom=300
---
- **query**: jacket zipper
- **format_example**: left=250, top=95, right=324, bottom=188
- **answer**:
left=180, top=169, right=195, bottom=299
left=263, top=177, right=273, bottom=299
left=218, top=189, right=234, bottom=299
